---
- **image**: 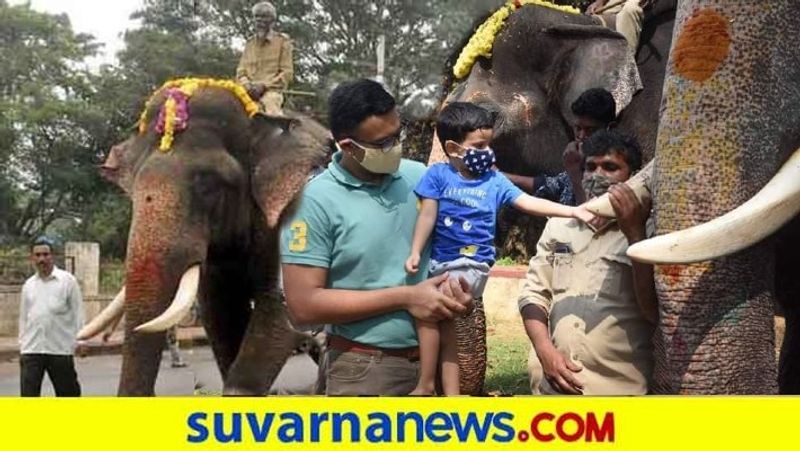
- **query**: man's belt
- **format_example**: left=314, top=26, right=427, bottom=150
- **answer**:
left=327, top=335, right=420, bottom=360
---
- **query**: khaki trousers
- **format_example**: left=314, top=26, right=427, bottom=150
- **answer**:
left=259, top=90, right=285, bottom=116
left=603, top=0, right=644, bottom=50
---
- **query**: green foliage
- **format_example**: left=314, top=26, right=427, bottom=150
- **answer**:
left=485, top=333, right=531, bottom=395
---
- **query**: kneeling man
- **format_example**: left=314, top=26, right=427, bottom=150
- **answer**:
left=519, top=130, right=656, bottom=395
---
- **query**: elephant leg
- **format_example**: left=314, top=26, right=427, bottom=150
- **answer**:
left=776, top=220, right=800, bottom=394
left=223, top=292, right=304, bottom=396
left=779, top=305, right=800, bottom=394
left=455, top=300, right=487, bottom=396
left=199, top=262, right=251, bottom=380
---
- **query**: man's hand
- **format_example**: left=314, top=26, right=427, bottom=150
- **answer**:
left=608, top=183, right=651, bottom=244
left=562, top=141, right=583, bottom=175
left=406, top=273, right=470, bottom=322
left=246, top=82, right=267, bottom=100
left=405, top=253, right=421, bottom=274
left=537, top=344, right=584, bottom=394
left=586, top=0, right=608, bottom=14
left=438, top=275, right=474, bottom=315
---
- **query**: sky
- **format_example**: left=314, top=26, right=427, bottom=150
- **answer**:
left=10, top=0, right=143, bottom=67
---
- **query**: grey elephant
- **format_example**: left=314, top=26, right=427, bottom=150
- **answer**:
left=587, top=0, right=800, bottom=394
left=430, top=1, right=677, bottom=261
left=80, top=80, right=330, bottom=396
left=428, top=0, right=676, bottom=394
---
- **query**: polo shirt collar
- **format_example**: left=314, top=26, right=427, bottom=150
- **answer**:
left=328, top=152, right=401, bottom=190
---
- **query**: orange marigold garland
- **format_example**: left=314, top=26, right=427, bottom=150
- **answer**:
left=137, top=78, right=260, bottom=152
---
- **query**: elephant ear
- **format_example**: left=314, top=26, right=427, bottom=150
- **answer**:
left=100, top=135, right=149, bottom=196
left=544, top=24, right=642, bottom=120
left=250, top=114, right=331, bottom=229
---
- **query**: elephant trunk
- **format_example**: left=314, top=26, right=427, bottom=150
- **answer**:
left=118, top=174, right=207, bottom=396
left=645, top=1, right=800, bottom=394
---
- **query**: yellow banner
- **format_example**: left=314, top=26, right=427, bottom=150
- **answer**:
left=0, top=397, right=795, bottom=450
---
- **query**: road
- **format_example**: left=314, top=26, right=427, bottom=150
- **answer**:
left=0, top=346, right=318, bottom=396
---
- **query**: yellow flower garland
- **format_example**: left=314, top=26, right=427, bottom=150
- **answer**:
left=452, top=0, right=579, bottom=80
left=137, top=78, right=260, bottom=152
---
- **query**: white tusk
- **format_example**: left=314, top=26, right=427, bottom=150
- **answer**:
left=585, top=160, right=654, bottom=217
left=628, top=148, right=800, bottom=264
left=135, top=265, right=199, bottom=333
left=77, top=287, right=125, bottom=340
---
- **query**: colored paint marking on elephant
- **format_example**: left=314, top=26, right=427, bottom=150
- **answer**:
left=672, top=9, right=731, bottom=83
left=452, top=0, right=579, bottom=80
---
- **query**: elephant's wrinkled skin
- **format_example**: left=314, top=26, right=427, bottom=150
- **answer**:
left=641, top=0, right=800, bottom=394
left=437, top=3, right=676, bottom=260
left=102, top=87, right=329, bottom=395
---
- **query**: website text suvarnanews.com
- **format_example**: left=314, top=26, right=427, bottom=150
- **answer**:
left=186, top=410, right=615, bottom=444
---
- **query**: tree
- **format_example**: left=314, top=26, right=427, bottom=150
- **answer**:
left=0, top=1, right=103, bottom=242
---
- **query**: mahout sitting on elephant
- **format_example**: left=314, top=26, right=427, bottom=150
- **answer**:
left=80, top=78, right=330, bottom=396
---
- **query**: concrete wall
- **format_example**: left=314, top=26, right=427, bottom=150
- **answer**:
left=0, top=285, right=21, bottom=337
left=65, top=242, right=100, bottom=297
left=483, top=266, right=528, bottom=329
left=0, top=283, right=112, bottom=337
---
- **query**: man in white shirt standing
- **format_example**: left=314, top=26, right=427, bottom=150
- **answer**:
left=18, top=237, right=83, bottom=396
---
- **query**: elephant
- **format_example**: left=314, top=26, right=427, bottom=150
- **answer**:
left=425, top=1, right=676, bottom=394
left=431, top=1, right=677, bottom=261
left=80, top=81, right=330, bottom=395
left=585, top=0, right=800, bottom=393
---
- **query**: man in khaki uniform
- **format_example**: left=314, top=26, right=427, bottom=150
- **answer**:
left=519, top=130, right=657, bottom=395
left=587, top=0, right=645, bottom=51
left=237, top=2, right=293, bottom=116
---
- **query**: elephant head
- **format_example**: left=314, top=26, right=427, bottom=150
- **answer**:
left=587, top=0, right=800, bottom=394
left=83, top=82, right=330, bottom=395
left=435, top=3, right=675, bottom=174
left=431, top=3, right=675, bottom=260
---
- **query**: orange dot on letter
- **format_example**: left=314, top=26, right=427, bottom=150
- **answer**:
left=672, top=9, right=731, bottom=82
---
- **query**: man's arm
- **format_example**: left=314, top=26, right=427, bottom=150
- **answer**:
left=521, top=304, right=583, bottom=394
left=405, top=198, right=437, bottom=274
left=282, top=264, right=468, bottom=326
left=279, top=36, right=294, bottom=88
left=502, top=172, right=535, bottom=194
left=18, top=284, right=28, bottom=342
left=236, top=42, right=251, bottom=85
left=518, top=223, right=583, bottom=394
left=68, top=277, right=84, bottom=337
left=608, top=184, right=658, bottom=323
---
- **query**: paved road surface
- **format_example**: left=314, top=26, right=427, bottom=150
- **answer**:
left=0, top=346, right=318, bottom=396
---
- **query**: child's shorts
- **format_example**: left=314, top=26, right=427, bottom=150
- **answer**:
left=429, top=257, right=492, bottom=299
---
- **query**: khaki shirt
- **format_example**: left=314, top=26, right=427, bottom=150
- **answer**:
left=236, top=30, right=294, bottom=90
left=518, top=217, right=654, bottom=395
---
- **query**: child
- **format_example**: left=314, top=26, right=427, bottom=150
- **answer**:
left=405, top=102, right=594, bottom=396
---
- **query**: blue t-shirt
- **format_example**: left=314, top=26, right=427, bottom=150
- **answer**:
left=415, top=163, right=524, bottom=265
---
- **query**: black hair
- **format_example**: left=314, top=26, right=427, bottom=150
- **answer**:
left=436, top=102, right=495, bottom=149
left=328, top=79, right=396, bottom=141
left=31, top=236, right=56, bottom=252
left=582, top=130, right=642, bottom=172
left=571, top=88, right=616, bottom=124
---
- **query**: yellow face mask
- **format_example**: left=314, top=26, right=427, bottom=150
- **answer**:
left=341, top=140, right=404, bottom=175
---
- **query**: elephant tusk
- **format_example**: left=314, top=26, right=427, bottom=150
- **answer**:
left=585, top=160, right=654, bottom=217
left=135, top=265, right=200, bottom=333
left=628, top=147, right=800, bottom=264
left=77, top=287, right=125, bottom=340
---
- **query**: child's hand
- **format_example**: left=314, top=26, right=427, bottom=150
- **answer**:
left=405, top=254, right=421, bottom=274
left=572, top=204, right=595, bottom=224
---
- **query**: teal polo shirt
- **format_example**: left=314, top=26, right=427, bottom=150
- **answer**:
left=280, top=152, right=430, bottom=348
